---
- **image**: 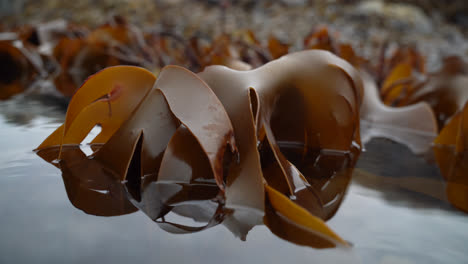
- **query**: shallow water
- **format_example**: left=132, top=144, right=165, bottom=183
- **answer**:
left=1, top=95, right=467, bottom=264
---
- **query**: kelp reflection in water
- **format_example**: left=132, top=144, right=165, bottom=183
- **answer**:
left=36, top=139, right=357, bottom=249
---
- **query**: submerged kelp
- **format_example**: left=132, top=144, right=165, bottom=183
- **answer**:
left=36, top=50, right=362, bottom=248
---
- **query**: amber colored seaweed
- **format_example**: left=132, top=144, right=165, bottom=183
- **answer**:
left=434, top=103, right=468, bottom=213
left=36, top=50, right=363, bottom=247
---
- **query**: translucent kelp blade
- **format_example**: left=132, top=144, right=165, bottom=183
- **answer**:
left=262, top=125, right=326, bottom=219
left=199, top=50, right=363, bottom=219
left=265, top=185, right=347, bottom=246
left=126, top=124, right=219, bottom=221
left=156, top=204, right=223, bottom=235
left=93, top=88, right=178, bottom=180
left=37, top=66, right=156, bottom=151
left=158, top=126, right=214, bottom=183
left=360, top=71, right=438, bottom=154
left=380, top=62, right=413, bottom=104
left=434, top=103, right=468, bottom=212
left=434, top=112, right=462, bottom=146
left=264, top=194, right=335, bottom=249
left=256, top=55, right=361, bottom=218
left=155, top=66, right=237, bottom=190
left=142, top=126, right=222, bottom=231
left=401, top=56, right=468, bottom=127
left=199, top=50, right=363, bottom=241
left=254, top=52, right=363, bottom=151
left=198, top=67, right=265, bottom=212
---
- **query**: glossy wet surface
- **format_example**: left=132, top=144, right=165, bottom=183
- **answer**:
left=1, top=95, right=467, bottom=264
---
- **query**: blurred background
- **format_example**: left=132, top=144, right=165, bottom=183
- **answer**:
left=1, top=0, right=468, bottom=61
left=0, top=0, right=467, bottom=119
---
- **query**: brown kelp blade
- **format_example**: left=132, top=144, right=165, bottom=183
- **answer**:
left=406, top=56, right=468, bottom=127
left=264, top=185, right=347, bottom=247
left=93, top=87, right=178, bottom=180
left=36, top=146, right=137, bottom=216
left=200, top=50, right=363, bottom=241
left=155, top=66, right=237, bottom=190
left=36, top=50, right=370, bottom=245
left=37, top=66, right=156, bottom=152
left=360, top=71, right=438, bottom=154
left=261, top=127, right=326, bottom=219
left=158, top=126, right=215, bottom=183
left=434, top=103, right=468, bottom=212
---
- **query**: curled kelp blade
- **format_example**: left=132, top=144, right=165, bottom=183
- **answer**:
left=264, top=194, right=335, bottom=249
left=200, top=50, right=363, bottom=208
left=265, top=185, right=347, bottom=247
left=37, top=66, right=156, bottom=153
left=131, top=125, right=220, bottom=219
left=259, top=64, right=359, bottom=218
left=379, top=56, right=468, bottom=128
left=155, top=65, right=237, bottom=190
left=200, top=50, right=362, bottom=240
left=93, top=87, right=177, bottom=181
left=198, top=66, right=265, bottom=215
left=260, top=128, right=326, bottom=219
left=434, top=103, right=468, bottom=212
left=275, top=140, right=356, bottom=220
left=124, top=126, right=222, bottom=228
left=360, top=71, right=438, bottom=154
left=36, top=146, right=137, bottom=216
left=380, top=62, right=414, bottom=105
left=156, top=202, right=223, bottom=234
left=408, top=57, right=468, bottom=127
left=37, top=50, right=362, bottom=243
left=252, top=50, right=363, bottom=152
left=126, top=125, right=224, bottom=233
left=129, top=181, right=220, bottom=221
left=158, top=126, right=216, bottom=183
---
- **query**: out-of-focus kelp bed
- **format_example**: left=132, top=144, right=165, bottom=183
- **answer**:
left=2, top=0, right=468, bottom=263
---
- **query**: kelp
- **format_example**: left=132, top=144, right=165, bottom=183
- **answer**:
left=305, top=32, right=468, bottom=212
left=53, top=18, right=152, bottom=96
left=380, top=54, right=468, bottom=128
left=37, top=146, right=138, bottom=216
left=36, top=133, right=349, bottom=247
left=403, top=57, right=468, bottom=128
left=36, top=49, right=362, bottom=248
left=306, top=37, right=439, bottom=154
left=17, top=19, right=468, bottom=251
left=360, top=71, right=438, bottom=154
left=301, top=30, right=439, bottom=154
left=0, top=35, right=42, bottom=99
left=372, top=46, right=468, bottom=211
left=198, top=50, right=363, bottom=222
left=433, top=102, right=468, bottom=212
left=0, top=21, right=362, bottom=100
left=304, top=26, right=366, bottom=68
